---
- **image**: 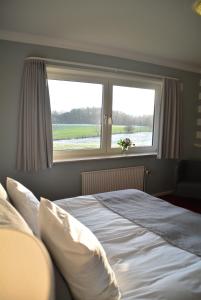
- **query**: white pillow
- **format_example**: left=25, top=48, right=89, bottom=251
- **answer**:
left=39, top=198, right=121, bottom=300
left=0, top=196, right=33, bottom=234
left=6, top=177, right=39, bottom=235
left=0, top=183, right=10, bottom=202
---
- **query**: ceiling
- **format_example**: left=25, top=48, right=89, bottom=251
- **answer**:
left=0, top=0, right=201, bottom=72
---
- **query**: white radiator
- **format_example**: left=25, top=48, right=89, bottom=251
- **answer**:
left=81, top=166, right=145, bottom=195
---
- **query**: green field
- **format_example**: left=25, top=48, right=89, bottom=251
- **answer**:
left=52, top=124, right=151, bottom=140
left=53, top=124, right=100, bottom=140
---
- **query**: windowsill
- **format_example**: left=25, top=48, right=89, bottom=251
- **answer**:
left=53, top=152, right=157, bottom=164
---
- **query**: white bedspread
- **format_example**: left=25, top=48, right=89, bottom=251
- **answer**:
left=55, top=195, right=201, bottom=300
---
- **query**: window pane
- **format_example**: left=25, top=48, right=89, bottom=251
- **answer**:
left=112, top=85, right=155, bottom=148
left=48, top=80, right=103, bottom=151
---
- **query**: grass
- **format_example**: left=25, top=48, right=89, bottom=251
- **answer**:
left=53, top=124, right=100, bottom=140
left=52, top=124, right=151, bottom=140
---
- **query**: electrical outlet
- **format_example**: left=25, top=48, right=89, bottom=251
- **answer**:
left=145, top=169, right=151, bottom=176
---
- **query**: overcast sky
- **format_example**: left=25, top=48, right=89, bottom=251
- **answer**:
left=48, top=79, right=155, bottom=116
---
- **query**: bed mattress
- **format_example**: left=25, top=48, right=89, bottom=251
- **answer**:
left=55, top=194, right=201, bottom=300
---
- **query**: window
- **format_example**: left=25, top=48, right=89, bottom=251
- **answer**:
left=47, top=66, right=162, bottom=161
left=49, top=80, right=103, bottom=151
left=111, top=85, right=155, bottom=148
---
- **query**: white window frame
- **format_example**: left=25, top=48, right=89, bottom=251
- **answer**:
left=47, top=66, right=163, bottom=161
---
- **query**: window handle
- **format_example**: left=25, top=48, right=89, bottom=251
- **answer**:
left=104, top=114, right=108, bottom=125
left=108, top=115, right=112, bottom=125
left=103, top=114, right=112, bottom=125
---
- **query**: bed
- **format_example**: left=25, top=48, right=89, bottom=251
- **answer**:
left=54, top=189, right=201, bottom=300
left=1, top=179, right=201, bottom=300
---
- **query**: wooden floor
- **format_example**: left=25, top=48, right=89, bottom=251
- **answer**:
left=160, top=194, right=201, bottom=214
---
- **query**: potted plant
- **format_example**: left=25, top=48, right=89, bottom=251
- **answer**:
left=117, top=138, right=135, bottom=152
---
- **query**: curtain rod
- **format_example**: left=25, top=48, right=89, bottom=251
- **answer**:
left=25, top=56, right=180, bottom=81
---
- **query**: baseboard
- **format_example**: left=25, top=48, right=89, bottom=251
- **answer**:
left=153, top=190, right=174, bottom=197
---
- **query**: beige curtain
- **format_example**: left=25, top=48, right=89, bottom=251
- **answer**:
left=17, top=60, right=53, bottom=171
left=158, top=78, right=182, bottom=159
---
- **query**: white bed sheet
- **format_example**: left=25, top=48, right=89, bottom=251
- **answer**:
left=55, top=195, right=201, bottom=300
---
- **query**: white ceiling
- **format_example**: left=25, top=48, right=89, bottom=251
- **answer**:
left=0, top=0, right=201, bottom=72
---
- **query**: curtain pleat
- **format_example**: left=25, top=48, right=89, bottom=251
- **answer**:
left=158, top=78, right=182, bottom=159
left=17, top=60, right=53, bottom=171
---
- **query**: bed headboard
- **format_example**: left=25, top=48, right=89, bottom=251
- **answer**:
left=0, top=228, right=54, bottom=300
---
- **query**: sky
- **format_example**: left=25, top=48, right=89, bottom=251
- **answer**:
left=48, top=79, right=155, bottom=116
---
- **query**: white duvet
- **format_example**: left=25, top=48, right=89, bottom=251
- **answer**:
left=55, top=195, right=201, bottom=300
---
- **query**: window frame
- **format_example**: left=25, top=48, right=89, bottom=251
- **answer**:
left=47, top=66, right=163, bottom=161
left=108, top=78, right=162, bottom=155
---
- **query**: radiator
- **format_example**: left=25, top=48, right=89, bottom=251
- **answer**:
left=81, top=166, right=145, bottom=195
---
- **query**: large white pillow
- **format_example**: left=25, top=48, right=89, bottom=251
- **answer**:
left=6, top=177, right=39, bottom=235
left=0, top=183, right=10, bottom=202
left=0, top=196, right=33, bottom=234
left=39, top=198, right=121, bottom=300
